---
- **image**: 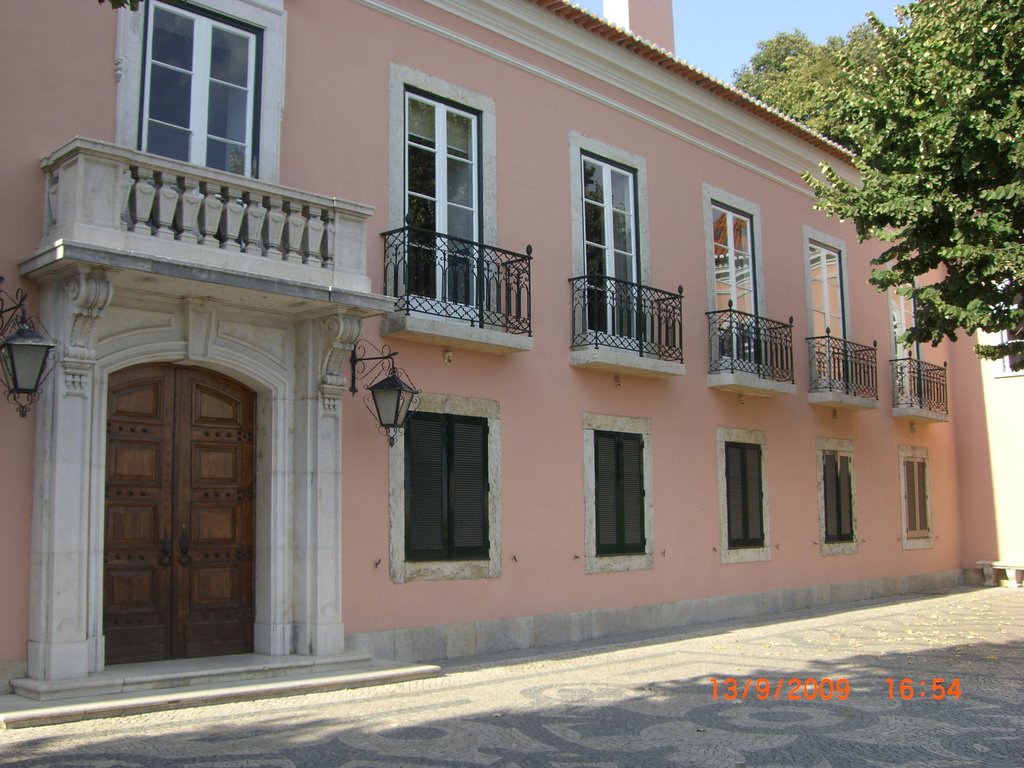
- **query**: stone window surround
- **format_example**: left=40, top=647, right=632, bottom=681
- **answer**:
left=898, top=444, right=933, bottom=550
left=716, top=426, right=771, bottom=564
left=815, top=436, right=858, bottom=557
left=388, top=393, right=502, bottom=583
left=388, top=63, right=498, bottom=241
left=114, top=0, right=286, bottom=183
left=582, top=412, right=654, bottom=574
left=702, top=184, right=766, bottom=315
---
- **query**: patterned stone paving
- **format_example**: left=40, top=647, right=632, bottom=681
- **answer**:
left=2, top=588, right=1022, bottom=767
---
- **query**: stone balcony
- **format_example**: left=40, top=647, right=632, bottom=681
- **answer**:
left=21, top=138, right=392, bottom=318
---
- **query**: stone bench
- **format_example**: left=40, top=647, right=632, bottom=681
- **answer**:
left=977, top=561, right=1024, bottom=588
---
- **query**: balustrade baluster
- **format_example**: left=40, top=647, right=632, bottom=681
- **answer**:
left=198, top=184, right=224, bottom=247
left=265, top=196, right=286, bottom=259
left=130, top=167, right=156, bottom=233
left=304, top=206, right=325, bottom=266
left=153, top=171, right=180, bottom=240
left=284, top=202, right=306, bottom=263
left=176, top=177, right=202, bottom=243
left=323, top=215, right=336, bottom=269
left=221, top=187, right=245, bottom=251
left=243, top=195, right=267, bottom=255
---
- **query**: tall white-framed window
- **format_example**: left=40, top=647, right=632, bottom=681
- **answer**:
left=404, top=90, right=480, bottom=306
left=898, top=445, right=932, bottom=549
left=712, top=205, right=756, bottom=314
left=889, top=286, right=919, bottom=358
left=115, top=0, right=284, bottom=181
left=702, top=185, right=764, bottom=316
left=808, top=243, right=846, bottom=338
left=142, top=2, right=258, bottom=175
left=816, top=437, right=857, bottom=556
left=581, top=154, right=639, bottom=337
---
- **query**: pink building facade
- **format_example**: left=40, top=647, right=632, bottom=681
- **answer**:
left=0, top=0, right=1017, bottom=697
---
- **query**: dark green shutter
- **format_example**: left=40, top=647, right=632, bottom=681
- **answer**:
left=594, top=432, right=619, bottom=551
left=406, top=413, right=446, bottom=559
left=915, top=460, right=928, bottom=532
left=904, top=459, right=918, bottom=532
left=451, top=417, right=488, bottom=557
left=406, top=412, right=489, bottom=561
left=837, top=454, right=853, bottom=540
left=621, top=434, right=644, bottom=549
left=823, top=451, right=838, bottom=541
left=725, top=441, right=764, bottom=548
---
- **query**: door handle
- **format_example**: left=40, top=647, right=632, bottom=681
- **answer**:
left=159, top=532, right=172, bottom=567
left=179, top=525, right=191, bottom=566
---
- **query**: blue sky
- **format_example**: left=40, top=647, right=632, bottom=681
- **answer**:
left=572, top=1, right=901, bottom=83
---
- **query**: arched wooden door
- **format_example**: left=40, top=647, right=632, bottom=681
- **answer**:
left=104, top=364, right=255, bottom=664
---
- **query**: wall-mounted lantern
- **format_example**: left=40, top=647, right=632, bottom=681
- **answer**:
left=0, top=276, right=56, bottom=417
left=349, top=340, right=419, bottom=446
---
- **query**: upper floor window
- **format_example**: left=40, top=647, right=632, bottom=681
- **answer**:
left=583, top=155, right=638, bottom=284
left=404, top=91, right=481, bottom=305
left=889, top=286, right=919, bottom=358
left=712, top=204, right=757, bottom=314
left=142, top=2, right=259, bottom=176
left=808, top=242, right=846, bottom=338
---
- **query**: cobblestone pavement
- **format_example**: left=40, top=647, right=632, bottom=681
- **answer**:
left=2, top=588, right=1022, bottom=767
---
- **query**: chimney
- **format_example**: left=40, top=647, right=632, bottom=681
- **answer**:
left=603, top=0, right=675, bottom=53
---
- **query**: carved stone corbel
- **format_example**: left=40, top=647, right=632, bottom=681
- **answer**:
left=319, top=312, right=362, bottom=411
left=64, top=269, right=114, bottom=362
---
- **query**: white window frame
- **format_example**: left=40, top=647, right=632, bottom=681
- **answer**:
left=389, top=64, right=496, bottom=243
left=802, top=227, right=850, bottom=339
left=569, top=132, right=650, bottom=281
left=716, top=427, right=770, bottom=564
left=388, top=393, right=501, bottom=582
left=898, top=445, right=933, bottom=550
left=816, top=437, right=857, bottom=556
left=582, top=413, right=653, bottom=574
left=141, top=3, right=257, bottom=175
left=115, top=0, right=285, bottom=182
left=703, top=184, right=765, bottom=316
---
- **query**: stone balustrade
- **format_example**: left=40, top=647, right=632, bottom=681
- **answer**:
left=35, top=138, right=375, bottom=297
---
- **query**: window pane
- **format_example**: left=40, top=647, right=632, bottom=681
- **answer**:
left=408, top=99, right=436, bottom=148
left=447, top=157, right=473, bottom=208
left=446, top=204, right=474, bottom=242
left=612, top=210, right=632, bottom=254
left=152, top=8, right=194, bottom=69
left=206, top=139, right=246, bottom=175
left=446, top=112, right=472, bottom=160
left=712, top=208, right=728, bottom=249
left=207, top=81, right=249, bottom=143
left=210, top=25, right=250, bottom=87
left=146, top=120, right=190, bottom=162
left=149, top=65, right=192, bottom=128
left=407, top=146, right=436, bottom=199
left=610, top=169, right=631, bottom=212
left=583, top=160, right=603, bottom=202
left=584, top=201, right=605, bottom=247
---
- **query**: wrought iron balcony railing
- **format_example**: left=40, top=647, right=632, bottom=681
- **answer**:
left=382, top=226, right=531, bottom=336
left=807, top=332, right=878, bottom=400
left=707, top=303, right=794, bottom=383
left=891, top=355, right=948, bottom=413
left=569, top=275, right=683, bottom=363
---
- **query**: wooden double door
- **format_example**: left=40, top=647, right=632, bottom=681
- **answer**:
left=104, top=365, right=255, bottom=664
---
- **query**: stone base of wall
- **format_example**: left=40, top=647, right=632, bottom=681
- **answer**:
left=0, top=659, right=27, bottom=695
left=347, top=570, right=965, bottom=662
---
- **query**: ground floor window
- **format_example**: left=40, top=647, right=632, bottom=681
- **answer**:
left=900, top=445, right=932, bottom=549
left=816, top=437, right=857, bottom=556
left=717, top=427, right=770, bottom=563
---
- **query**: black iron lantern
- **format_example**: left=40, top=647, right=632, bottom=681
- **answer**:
left=0, top=277, right=56, bottom=417
left=350, top=339, right=419, bottom=445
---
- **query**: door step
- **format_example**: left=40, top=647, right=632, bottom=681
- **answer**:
left=2, top=653, right=440, bottom=728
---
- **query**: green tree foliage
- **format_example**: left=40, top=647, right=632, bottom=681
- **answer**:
left=732, top=26, right=877, bottom=148
left=97, top=0, right=139, bottom=8
left=805, top=0, right=1024, bottom=364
